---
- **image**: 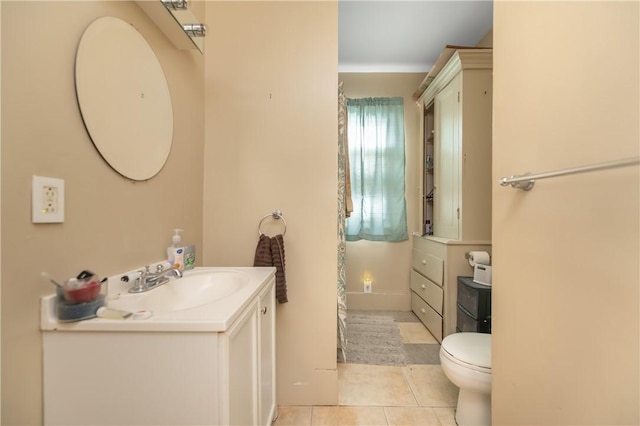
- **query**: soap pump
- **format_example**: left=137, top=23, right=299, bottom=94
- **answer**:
left=167, top=229, right=184, bottom=270
left=171, top=229, right=183, bottom=247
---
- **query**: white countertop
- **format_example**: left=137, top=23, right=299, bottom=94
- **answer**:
left=41, top=266, right=276, bottom=332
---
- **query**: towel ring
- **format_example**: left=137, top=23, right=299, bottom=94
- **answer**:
left=258, top=210, right=287, bottom=237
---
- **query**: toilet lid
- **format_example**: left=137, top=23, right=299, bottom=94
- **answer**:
left=441, top=332, right=491, bottom=369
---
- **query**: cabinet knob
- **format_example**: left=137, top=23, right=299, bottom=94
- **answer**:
left=261, top=306, right=267, bottom=315
left=421, top=308, right=426, bottom=314
left=421, top=260, right=427, bottom=265
left=421, top=284, right=426, bottom=289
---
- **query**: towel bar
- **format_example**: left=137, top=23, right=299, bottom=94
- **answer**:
left=258, top=210, right=287, bottom=236
left=499, top=156, right=639, bottom=191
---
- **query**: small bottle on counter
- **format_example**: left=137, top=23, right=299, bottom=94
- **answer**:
left=167, top=229, right=196, bottom=271
left=424, top=220, right=433, bottom=235
left=167, top=229, right=185, bottom=270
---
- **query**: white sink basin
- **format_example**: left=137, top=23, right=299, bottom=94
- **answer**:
left=109, top=269, right=249, bottom=313
left=41, top=266, right=276, bottom=332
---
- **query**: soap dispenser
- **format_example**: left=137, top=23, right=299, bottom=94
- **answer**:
left=167, top=229, right=184, bottom=270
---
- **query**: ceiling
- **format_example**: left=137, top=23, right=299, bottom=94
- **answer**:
left=338, top=1, right=493, bottom=73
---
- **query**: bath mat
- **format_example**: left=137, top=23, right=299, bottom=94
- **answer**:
left=343, top=313, right=408, bottom=366
left=405, top=343, right=441, bottom=365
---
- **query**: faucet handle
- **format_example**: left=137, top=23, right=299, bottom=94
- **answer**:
left=156, top=264, right=165, bottom=273
left=120, top=270, right=141, bottom=283
left=128, top=275, right=145, bottom=293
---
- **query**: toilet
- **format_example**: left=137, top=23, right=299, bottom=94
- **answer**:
left=440, top=332, right=492, bottom=426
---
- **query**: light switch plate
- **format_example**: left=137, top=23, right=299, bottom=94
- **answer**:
left=32, top=175, right=65, bottom=223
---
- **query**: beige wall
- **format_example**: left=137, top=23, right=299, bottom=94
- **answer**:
left=338, top=73, right=424, bottom=311
left=203, top=2, right=339, bottom=405
left=1, top=2, right=205, bottom=424
left=493, top=1, right=639, bottom=424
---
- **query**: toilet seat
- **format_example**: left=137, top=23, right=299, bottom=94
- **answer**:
left=441, top=332, right=491, bottom=373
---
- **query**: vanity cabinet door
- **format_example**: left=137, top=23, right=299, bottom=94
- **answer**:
left=258, top=280, right=276, bottom=426
left=223, top=276, right=276, bottom=426
left=226, top=299, right=259, bottom=426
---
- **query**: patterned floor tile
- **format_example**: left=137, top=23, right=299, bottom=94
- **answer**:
left=274, top=406, right=312, bottom=425
left=312, top=406, right=387, bottom=425
left=338, top=363, right=418, bottom=407
left=384, top=406, right=442, bottom=426
left=403, top=365, right=458, bottom=407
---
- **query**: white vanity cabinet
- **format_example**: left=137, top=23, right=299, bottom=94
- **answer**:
left=258, top=281, right=276, bottom=426
left=42, top=270, right=276, bottom=426
left=223, top=279, right=276, bottom=426
left=412, top=49, right=493, bottom=340
left=225, top=298, right=259, bottom=425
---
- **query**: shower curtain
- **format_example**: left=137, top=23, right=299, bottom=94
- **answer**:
left=337, top=82, right=351, bottom=360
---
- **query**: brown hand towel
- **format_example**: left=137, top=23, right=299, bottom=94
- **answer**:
left=253, top=234, right=288, bottom=303
left=270, top=234, right=287, bottom=303
left=253, top=234, right=273, bottom=267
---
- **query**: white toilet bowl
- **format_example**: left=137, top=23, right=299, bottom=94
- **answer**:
left=440, top=332, right=491, bottom=426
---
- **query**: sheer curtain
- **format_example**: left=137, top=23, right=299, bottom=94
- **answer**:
left=346, top=97, right=408, bottom=242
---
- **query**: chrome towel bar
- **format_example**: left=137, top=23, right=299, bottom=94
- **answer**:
left=258, top=209, right=287, bottom=237
left=499, top=156, right=639, bottom=191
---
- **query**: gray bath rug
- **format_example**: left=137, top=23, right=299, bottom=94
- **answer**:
left=405, top=343, right=441, bottom=365
left=343, top=313, right=408, bottom=366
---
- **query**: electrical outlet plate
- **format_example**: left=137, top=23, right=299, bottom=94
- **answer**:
left=32, top=175, right=65, bottom=223
left=364, top=282, right=372, bottom=293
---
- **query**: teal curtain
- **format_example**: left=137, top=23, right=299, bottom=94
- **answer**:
left=346, top=97, right=408, bottom=242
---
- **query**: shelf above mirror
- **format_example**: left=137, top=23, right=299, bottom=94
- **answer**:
left=136, top=0, right=205, bottom=53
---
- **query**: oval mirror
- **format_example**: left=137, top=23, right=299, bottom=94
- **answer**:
left=75, top=16, right=173, bottom=181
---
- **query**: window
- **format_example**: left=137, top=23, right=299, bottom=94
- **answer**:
left=346, top=97, right=408, bottom=242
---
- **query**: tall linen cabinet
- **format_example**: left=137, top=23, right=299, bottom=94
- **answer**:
left=412, top=49, right=493, bottom=341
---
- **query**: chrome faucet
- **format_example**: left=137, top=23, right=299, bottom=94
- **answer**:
left=127, top=264, right=183, bottom=293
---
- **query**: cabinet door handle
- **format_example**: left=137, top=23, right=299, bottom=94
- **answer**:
left=261, top=306, right=268, bottom=315
left=421, top=259, right=427, bottom=265
left=421, top=308, right=426, bottom=314
left=421, top=284, right=426, bottom=289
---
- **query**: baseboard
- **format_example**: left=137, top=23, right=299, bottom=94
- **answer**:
left=277, top=367, right=338, bottom=406
left=346, top=292, right=411, bottom=311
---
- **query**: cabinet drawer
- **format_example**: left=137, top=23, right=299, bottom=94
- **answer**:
left=411, top=249, right=444, bottom=285
left=411, top=293, right=442, bottom=342
left=457, top=276, right=491, bottom=319
left=457, top=304, right=491, bottom=333
left=410, top=270, right=443, bottom=315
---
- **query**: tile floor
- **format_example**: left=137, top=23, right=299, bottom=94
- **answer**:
left=274, top=312, right=459, bottom=426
